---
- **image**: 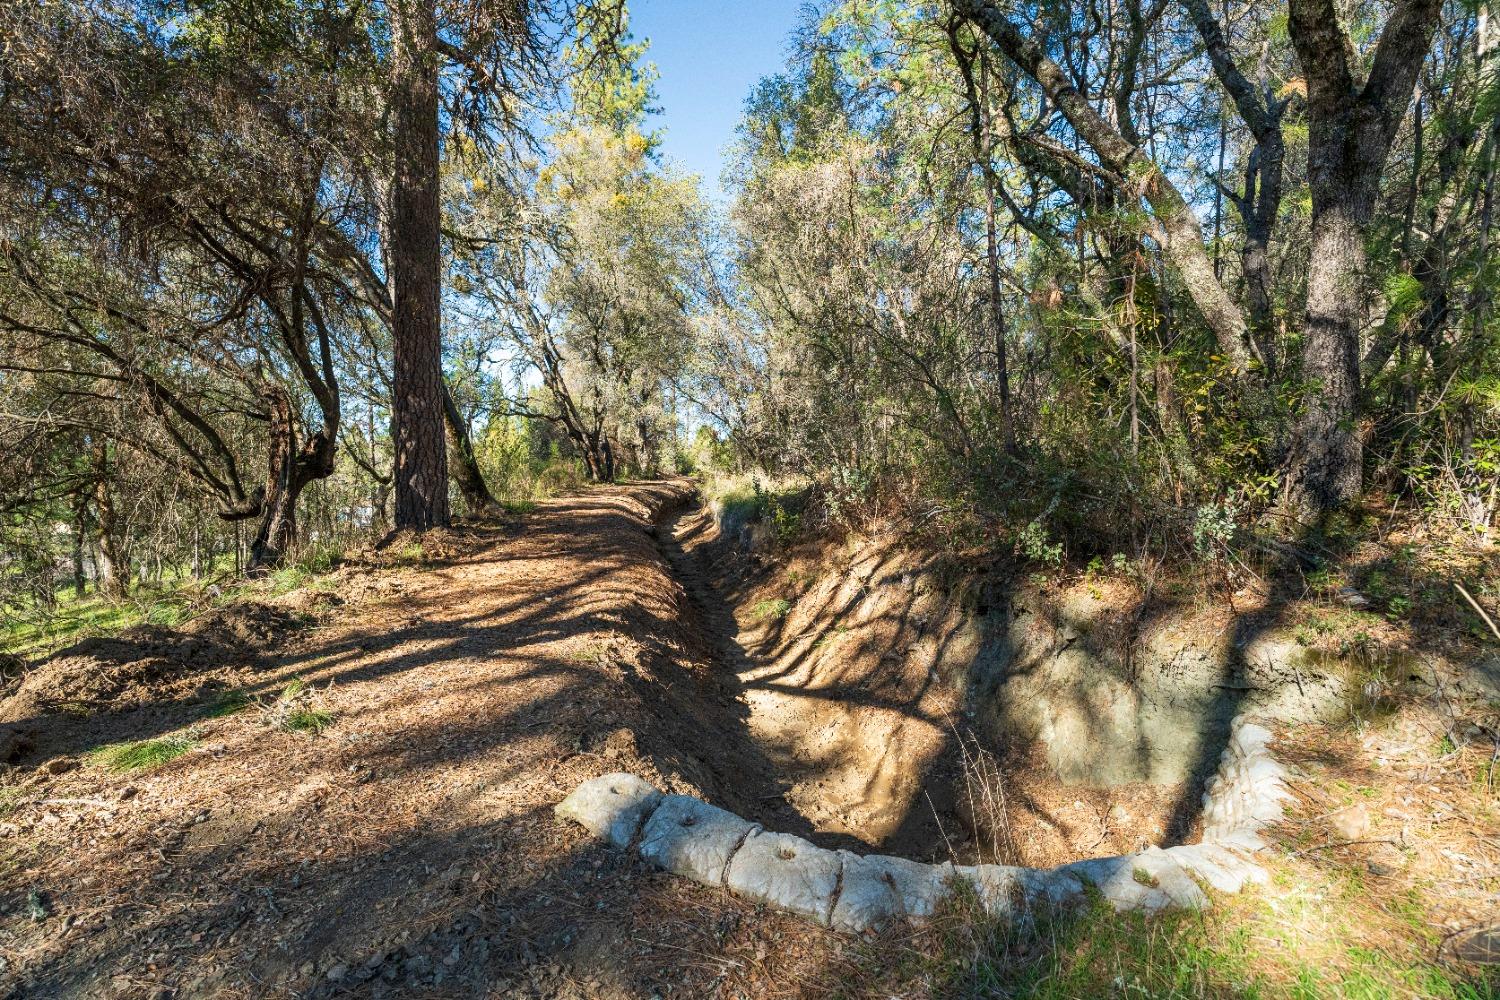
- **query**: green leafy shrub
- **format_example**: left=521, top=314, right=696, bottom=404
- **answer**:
left=1016, top=520, right=1063, bottom=566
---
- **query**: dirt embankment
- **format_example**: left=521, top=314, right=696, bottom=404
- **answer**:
left=667, top=502, right=1203, bottom=866
left=676, top=495, right=1495, bottom=870
left=0, top=480, right=863, bottom=1000
left=0, top=601, right=318, bottom=764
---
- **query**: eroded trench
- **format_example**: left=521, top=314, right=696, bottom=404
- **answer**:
left=659, top=496, right=1349, bottom=869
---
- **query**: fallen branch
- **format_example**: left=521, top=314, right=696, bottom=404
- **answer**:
left=1454, top=582, right=1500, bottom=641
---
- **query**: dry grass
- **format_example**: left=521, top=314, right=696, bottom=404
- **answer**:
left=953, top=728, right=1019, bottom=866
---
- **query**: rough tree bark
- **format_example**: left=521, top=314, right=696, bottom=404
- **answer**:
left=1282, top=0, right=1443, bottom=518
left=1181, top=0, right=1288, bottom=373
left=70, top=497, right=87, bottom=599
left=89, top=444, right=128, bottom=598
left=390, top=0, right=451, bottom=530
left=442, top=381, right=499, bottom=512
left=246, top=386, right=338, bottom=571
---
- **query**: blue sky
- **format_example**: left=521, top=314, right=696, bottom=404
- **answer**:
left=629, top=0, right=808, bottom=198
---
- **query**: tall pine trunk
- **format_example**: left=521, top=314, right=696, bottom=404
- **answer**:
left=389, top=0, right=450, bottom=530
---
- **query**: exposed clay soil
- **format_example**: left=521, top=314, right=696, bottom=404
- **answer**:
left=666, top=504, right=1198, bottom=869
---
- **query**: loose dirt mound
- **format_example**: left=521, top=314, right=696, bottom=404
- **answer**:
left=2, top=602, right=300, bottom=719
left=184, top=600, right=310, bottom=647
left=8, top=628, right=234, bottom=711
left=0, top=600, right=315, bottom=771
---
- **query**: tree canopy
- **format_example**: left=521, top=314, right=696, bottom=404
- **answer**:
left=1, top=0, right=1495, bottom=607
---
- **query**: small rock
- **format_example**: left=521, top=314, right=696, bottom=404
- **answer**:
left=326, top=963, right=348, bottom=982
left=1455, top=926, right=1500, bottom=964
left=1329, top=803, right=1372, bottom=841
left=1337, top=587, right=1370, bottom=608
left=44, top=757, right=77, bottom=776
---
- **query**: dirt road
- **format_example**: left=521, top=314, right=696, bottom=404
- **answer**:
left=0, top=481, right=861, bottom=999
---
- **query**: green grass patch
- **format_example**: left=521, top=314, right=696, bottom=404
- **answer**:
left=864, top=883, right=1498, bottom=1000
left=4, top=543, right=343, bottom=662
left=269, top=677, right=333, bottom=734
left=282, top=707, right=333, bottom=734
left=2, top=595, right=150, bottom=658
left=979, top=902, right=1260, bottom=999
left=499, top=498, right=538, bottom=515
left=205, top=689, right=251, bottom=718
left=88, top=736, right=194, bottom=773
left=749, top=598, right=792, bottom=621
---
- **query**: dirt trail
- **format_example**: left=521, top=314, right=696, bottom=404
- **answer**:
left=0, top=481, right=858, bottom=1000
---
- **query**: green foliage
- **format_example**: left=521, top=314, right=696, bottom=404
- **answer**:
left=1193, top=502, right=1239, bottom=560
left=709, top=477, right=809, bottom=545
left=1015, top=521, right=1064, bottom=567
left=567, top=0, right=662, bottom=148
left=897, top=892, right=1495, bottom=1000
left=205, top=689, right=251, bottom=718
left=89, top=736, right=194, bottom=773
left=749, top=598, right=792, bottom=621
left=265, top=677, right=334, bottom=735
left=294, top=541, right=343, bottom=577
left=282, top=707, right=333, bottom=734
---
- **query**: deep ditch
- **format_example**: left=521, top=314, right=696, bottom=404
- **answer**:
left=652, top=492, right=1350, bottom=870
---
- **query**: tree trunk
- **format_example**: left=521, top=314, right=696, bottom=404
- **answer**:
left=1283, top=203, right=1366, bottom=514
left=1283, top=0, right=1442, bottom=520
left=248, top=388, right=301, bottom=570
left=71, top=498, right=88, bottom=599
left=955, top=0, right=1254, bottom=374
left=389, top=0, right=450, bottom=530
left=975, top=52, right=1016, bottom=453
left=92, top=475, right=128, bottom=599
left=582, top=429, right=615, bottom=483
left=246, top=386, right=339, bottom=572
left=1181, top=0, right=1287, bottom=373
left=442, top=381, right=498, bottom=512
